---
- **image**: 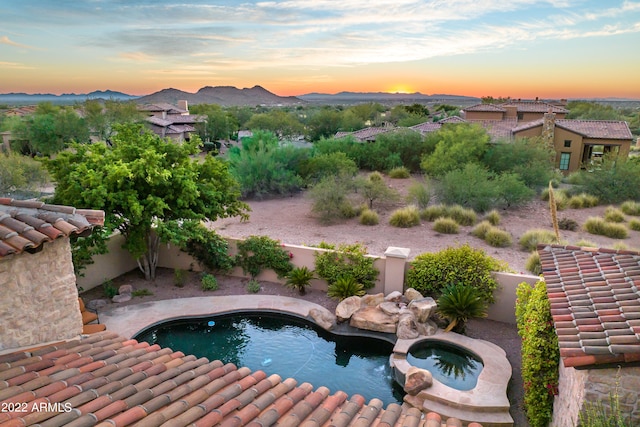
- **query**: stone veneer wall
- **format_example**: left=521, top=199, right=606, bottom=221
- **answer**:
left=0, top=238, right=82, bottom=351
left=552, top=362, right=640, bottom=426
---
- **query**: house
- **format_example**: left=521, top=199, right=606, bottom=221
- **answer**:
left=0, top=198, right=104, bottom=351
left=463, top=100, right=568, bottom=122
left=538, top=244, right=640, bottom=426
left=138, top=100, right=203, bottom=142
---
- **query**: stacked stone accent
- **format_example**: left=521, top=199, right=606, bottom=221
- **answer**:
left=0, top=238, right=82, bottom=350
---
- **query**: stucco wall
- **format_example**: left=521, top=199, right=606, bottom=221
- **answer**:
left=0, top=238, right=82, bottom=351
left=76, top=232, right=138, bottom=291
left=552, top=363, right=640, bottom=426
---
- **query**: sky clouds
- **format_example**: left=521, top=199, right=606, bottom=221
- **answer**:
left=1, top=0, right=639, bottom=97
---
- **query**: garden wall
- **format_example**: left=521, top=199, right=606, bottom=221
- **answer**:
left=77, top=234, right=538, bottom=324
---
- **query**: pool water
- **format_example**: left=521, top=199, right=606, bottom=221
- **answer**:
left=406, top=341, right=483, bottom=390
left=135, top=313, right=404, bottom=405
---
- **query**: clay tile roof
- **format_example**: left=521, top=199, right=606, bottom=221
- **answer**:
left=0, top=332, right=479, bottom=427
left=438, top=116, right=467, bottom=124
left=410, top=122, right=442, bottom=134
left=539, top=244, right=640, bottom=368
left=555, top=120, right=633, bottom=140
left=0, top=199, right=104, bottom=259
left=500, top=101, right=569, bottom=114
left=474, top=119, right=518, bottom=140
left=512, top=118, right=544, bottom=133
left=463, top=104, right=505, bottom=112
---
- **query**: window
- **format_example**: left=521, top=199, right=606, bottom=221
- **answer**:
left=559, top=152, right=571, bottom=170
left=564, top=140, right=571, bottom=148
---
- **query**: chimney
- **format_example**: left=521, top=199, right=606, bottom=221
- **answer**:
left=177, top=100, right=188, bottom=113
left=542, top=111, right=556, bottom=152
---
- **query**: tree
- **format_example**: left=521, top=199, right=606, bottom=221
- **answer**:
left=0, top=151, right=49, bottom=196
left=45, top=123, right=248, bottom=280
left=83, top=99, right=142, bottom=143
left=355, top=171, right=400, bottom=209
left=190, top=104, right=238, bottom=143
left=245, top=109, right=304, bottom=138
left=421, top=123, right=490, bottom=177
left=307, top=107, right=344, bottom=141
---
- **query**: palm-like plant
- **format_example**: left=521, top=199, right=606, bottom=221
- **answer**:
left=327, top=276, right=365, bottom=300
left=437, top=283, right=488, bottom=333
left=284, top=266, right=315, bottom=295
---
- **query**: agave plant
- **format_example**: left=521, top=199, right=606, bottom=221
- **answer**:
left=284, top=266, right=315, bottom=295
left=437, top=283, right=488, bottom=333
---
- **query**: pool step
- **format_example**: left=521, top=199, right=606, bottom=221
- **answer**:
left=405, top=394, right=514, bottom=426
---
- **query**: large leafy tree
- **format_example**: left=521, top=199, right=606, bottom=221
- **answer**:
left=83, top=99, right=142, bottom=143
left=189, top=104, right=238, bottom=142
left=45, top=123, right=248, bottom=280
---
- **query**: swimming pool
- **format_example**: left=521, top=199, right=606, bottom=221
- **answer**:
left=135, top=312, right=405, bottom=405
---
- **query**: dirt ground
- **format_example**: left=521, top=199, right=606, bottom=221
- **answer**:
left=82, top=177, right=640, bottom=426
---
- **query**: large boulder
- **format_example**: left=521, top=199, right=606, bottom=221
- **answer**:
left=310, top=308, right=336, bottom=331
left=349, top=306, right=398, bottom=333
left=404, top=288, right=424, bottom=302
left=379, top=301, right=401, bottom=316
left=335, top=296, right=362, bottom=322
left=396, top=312, right=419, bottom=340
left=361, top=293, right=385, bottom=307
left=408, top=297, right=437, bottom=323
left=416, top=319, right=438, bottom=336
left=404, top=366, right=433, bottom=395
left=384, top=291, right=403, bottom=303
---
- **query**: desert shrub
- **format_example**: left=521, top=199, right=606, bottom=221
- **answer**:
left=284, top=266, right=315, bottom=295
left=433, top=217, right=459, bottom=234
left=405, top=244, right=506, bottom=304
left=102, top=280, right=118, bottom=299
left=406, top=181, right=431, bottom=209
left=0, top=151, right=50, bottom=195
left=339, top=201, right=358, bottom=219
left=247, top=279, right=261, bottom=293
left=201, top=273, right=219, bottom=291
left=235, top=235, right=293, bottom=279
left=484, top=209, right=501, bottom=225
left=516, top=281, right=559, bottom=427
left=604, top=206, right=625, bottom=223
left=359, top=208, right=379, bottom=225
left=612, top=242, right=629, bottom=250
left=579, top=376, right=632, bottom=427
left=567, top=193, right=599, bottom=209
left=525, top=252, right=542, bottom=275
left=484, top=228, right=512, bottom=247
left=356, top=171, right=400, bottom=209
left=389, top=206, right=421, bottom=228
left=314, top=243, right=378, bottom=289
left=420, top=204, right=447, bottom=221
left=327, top=276, right=365, bottom=300
left=541, top=187, right=569, bottom=210
left=629, top=218, right=640, bottom=232
left=164, top=222, right=235, bottom=274
left=583, top=217, right=628, bottom=239
left=437, top=283, right=488, bottom=333
left=481, top=137, right=555, bottom=188
left=558, top=217, right=579, bottom=231
left=447, top=205, right=477, bottom=226
left=519, top=229, right=560, bottom=252
left=471, top=220, right=493, bottom=239
left=309, top=174, right=353, bottom=224
left=301, top=152, right=358, bottom=183
left=174, top=269, right=187, bottom=287
left=575, top=156, right=640, bottom=203
left=388, top=166, right=410, bottom=178
left=621, top=200, right=640, bottom=216
left=575, top=239, right=599, bottom=247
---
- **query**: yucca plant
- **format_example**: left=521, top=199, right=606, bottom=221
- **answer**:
left=327, top=276, right=365, bottom=300
left=437, top=283, right=488, bottom=333
left=284, top=266, right=315, bottom=295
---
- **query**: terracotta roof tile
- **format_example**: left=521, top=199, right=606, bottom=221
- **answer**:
left=0, top=199, right=104, bottom=259
left=539, top=244, right=640, bottom=368
left=0, top=332, right=485, bottom=427
left=555, top=119, right=633, bottom=140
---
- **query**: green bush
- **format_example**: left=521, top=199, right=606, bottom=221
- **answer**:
left=621, top=200, right=640, bottom=216
left=247, top=279, right=261, bottom=293
left=575, top=238, right=599, bottom=247
left=389, top=206, right=421, bottom=228
left=471, top=220, right=493, bottom=239
left=567, top=193, right=599, bottom=209
left=235, top=235, right=293, bottom=279
left=327, top=276, right=365, bottom=300
left=102, top=280, right=118, bottom=299
left=406, top=181, right=431, bottom=209
left=629, top=218, right=640, bottom=232
left=132, top=289, right=153, bottom=297
left=388, top=166, right=410, bottom=178
left=284, top=266, right=315, bottom=295
left=447, top=205, right=477, bottom=226
left=201, top=273, right=219, bottom=291
left=525, top=252, right=542, bottom=275
left=433, top=217, right=459, bottom=234
left=541, top=188, right=569, bottom=210
left=575, top=156, right=640, bottom=204
left=612, top=242, right=629, bottom=251
left=314, top=243, right=378, bottom=289
left=579, top=377, right=632, bottom=427
left=420, top=204, right=447, bottom=221
left=484, top=209, right=501, bottom=225
left=604, top=206, right=625, bottom=223
left=301, top=151, right=358, bottom=183
left=516, top=281, right=559, bottom=427
left=484, top=228, right=512, bottom=247
left=165, top=222, right=234, bottom=273
left=519, top=229, right=560, bottom=252
left=583, top=217, right=628, bottom=239
left=437, top=283, right=488, bottom=333
left=558, top=217, right=579, bottom=231
left=405, top=244, right=506, bottom=304
left=359, top=208, right=379, bottom=225
left=356, top=171, right=400, bottom=209
left=174, top=269, right=187, bottom=287
left=309, top=174, right=353, bottom=224
left=339, top=201, right=358, bottom=219
left=481, top=137, right=555, bottom=188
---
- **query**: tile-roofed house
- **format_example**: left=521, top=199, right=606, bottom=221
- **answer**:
left=0, top=331, right=483, bottom=427
left=464, top=101, right=568, bottom=122
left=138, top=101, right=203, bottom=142
left=410, top=122, right=441, bottom=135
left=554, top=119, right=634, bottom=140
left=0, top=200, right=105, bottom=351
left=334, top=126, right=398, bottom=142
left=538, top=245, right=640, bottom=425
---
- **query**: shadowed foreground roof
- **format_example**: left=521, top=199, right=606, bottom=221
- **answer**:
left=0, top=198, right=104, bottom=259
left=0, top=332, right=481, bottom=427
left=539, top=245, right=640, bottom=368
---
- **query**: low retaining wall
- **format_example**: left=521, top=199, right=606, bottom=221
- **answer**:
left=77, top=234, right=539, bottom=324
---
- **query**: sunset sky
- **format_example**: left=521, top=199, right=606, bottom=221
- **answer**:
left=2, top=1, right=640, bottom=99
